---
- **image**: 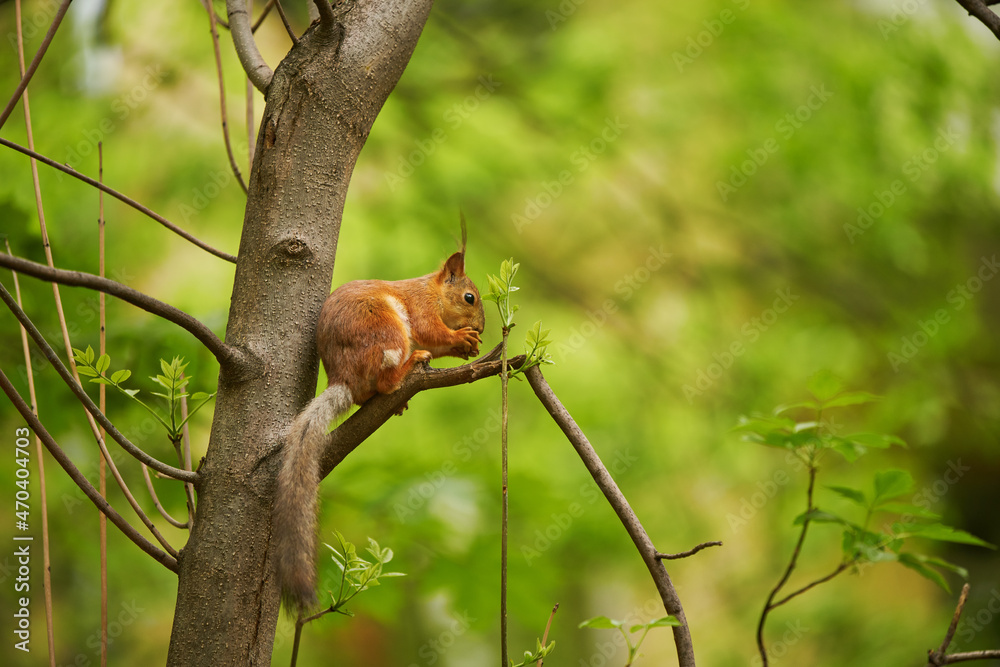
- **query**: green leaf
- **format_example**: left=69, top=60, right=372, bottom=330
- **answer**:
left=830, top=438, right=866, bottom=462
left=897, top=552, right=952, bottom=593
left=123, top=389, right=140, bottom=397
left=84, top=345, right=95, bottom=364
left=793, top=509, right=854, bottom=527
left=190, top=391, right=211, bottom=400
left=807, top=370, right=843, bottom=402
left=898, top=523, right=996, bottom=549
left=578, top=616, right=621, bottom=629
left=820, top=391, right=881, bottom=409
left=773, top=400, right=820, bottom=415
left=845, top=433, right=906, bottom=450
left=873, top=470, right=915, bottom=505
left=90, top=377, right=112, bottom=385
left=76, top=366, right=100, bottom=378
left=876, top=502, right=940, bottom=520
left=160, top=358, right=173, bottom=378
left=827, top=486, right=867, bottom=507
left=95, top=354, right=111, bottom=374
left=110, top=369, right=132, bottom=384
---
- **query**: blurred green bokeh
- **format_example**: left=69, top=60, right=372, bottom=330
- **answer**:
left=1, top=0, right=999, bottom=665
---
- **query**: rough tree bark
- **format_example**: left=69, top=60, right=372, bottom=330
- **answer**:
left=165, top=2, right=434, bottom=665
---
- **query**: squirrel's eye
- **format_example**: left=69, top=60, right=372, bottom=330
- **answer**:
left=464, top=293, right=476, bottom=305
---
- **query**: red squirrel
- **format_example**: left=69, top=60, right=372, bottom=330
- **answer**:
left=273, top=242, right=486, bottom=611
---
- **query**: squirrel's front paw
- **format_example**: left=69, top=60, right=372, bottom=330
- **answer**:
left=411, top=350, right=433, bottom=364
left=453, top=327, right=482, bottom=358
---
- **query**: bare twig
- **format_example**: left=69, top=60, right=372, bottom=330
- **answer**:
left=0, top=138, right=237, bottom=263
left=0, top=281, right=199, bottom=484
left=524, top=366, right=696, bottom=667
left=0, top=0, right=73, bottom=131
left=756, top=464, right=817, bottom=666
left=953, top=0, right=1000, bottom=40
left=926, top=584, right=1000, bottom=665
left=178, top=382, right=197, bottom=529
left=205, top=3, right=249, bottom=194
left=770, top=561, right=850, bottom=609
left=252, top=0, right=278, bottom=32
left=0, top=368, right=178, bottom=571
left=141, top=465, right=189, bottom=529
left=0, top=252, right=244, bottom=371
left=226, top=0, right=274, bottom=92
left=537, top=603, right=559, bottom=667
left=274, top=0, right=299, bottom=44
left=656, top=541, right=723, bottom=560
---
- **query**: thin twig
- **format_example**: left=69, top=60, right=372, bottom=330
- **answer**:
left=933, top=650, right=1000, bottom=664
left=756, top=464, right=817, bottom=667
left=0, top=252, right=243, bottom=370
left=0, top=368, right=177, bottom=571
left=537, top=603, right=559, bottom=667
left=0, top=138, right=237, bottom=263
left=0, top=0, right=73, bottom=132
left=205, top=4, right=249, bottom=194
left=226, top=0, right=274, bottom=92
left=11, top=2, right=56, bottom=661
left=923, top=585, right=1000, bottom=666
left=656, top=541, right=723, bottom=560
left=274, top=0, right=299, bottom=43
left=178, top=381, right=197, bottom=529
left=252, top=0, right=277, bottom=32
left=141, top=464, right=189, bottom=529
left=770, top=561, right=850, bottom=609
left=524, top=366, right=696, bottom=667
left=97, top=141, right=109, bottom=667
left=0, top=281, right=199, bottom=483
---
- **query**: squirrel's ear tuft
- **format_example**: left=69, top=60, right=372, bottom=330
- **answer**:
left=441, top=251, right=466, bottom=283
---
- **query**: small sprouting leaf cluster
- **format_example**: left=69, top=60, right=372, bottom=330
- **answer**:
left=509, top=638, right=556, bottom=667
left=73, top=346, right=215, bottom=444
left=324, top=532, right=405, bottom=617
left=483, top=258, right=554, bottom=377
left=578, top=615, right=680, bottom=666
left=735, top=370, right=994, bottom=593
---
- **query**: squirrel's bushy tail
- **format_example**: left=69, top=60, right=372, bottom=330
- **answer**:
left=273, top=383, right=353, bottom=611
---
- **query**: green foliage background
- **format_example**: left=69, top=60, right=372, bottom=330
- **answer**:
left=1, top=0, right=999, bottom=664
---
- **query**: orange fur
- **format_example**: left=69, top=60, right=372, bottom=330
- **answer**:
left=273, top=249, right=485, bottom=611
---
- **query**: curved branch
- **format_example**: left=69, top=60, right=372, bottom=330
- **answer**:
left=205, top=3, right=249, bottom=194
left=313, top=0, right=337, bottom=26
left=524, top=366, right=695, bottom=667
left=0, top=138, right=237, bottom=263
left=656, top=541, right=723, bottom=560
left=226, top=0, right=274, bottom=92
left=0, top=252, right=244, bottom=372
left=0, top=367, right=178, bottom=571
left=954, top=0, right=1000, bottom=40
left=316, top=345, right=520, bottom=477
left=0, top=0, right=74, bottom=132
left=0, top=280, right=199, bottom=484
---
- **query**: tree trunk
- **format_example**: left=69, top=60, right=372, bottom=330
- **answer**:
left=166, top=3, right=434, bottom=664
